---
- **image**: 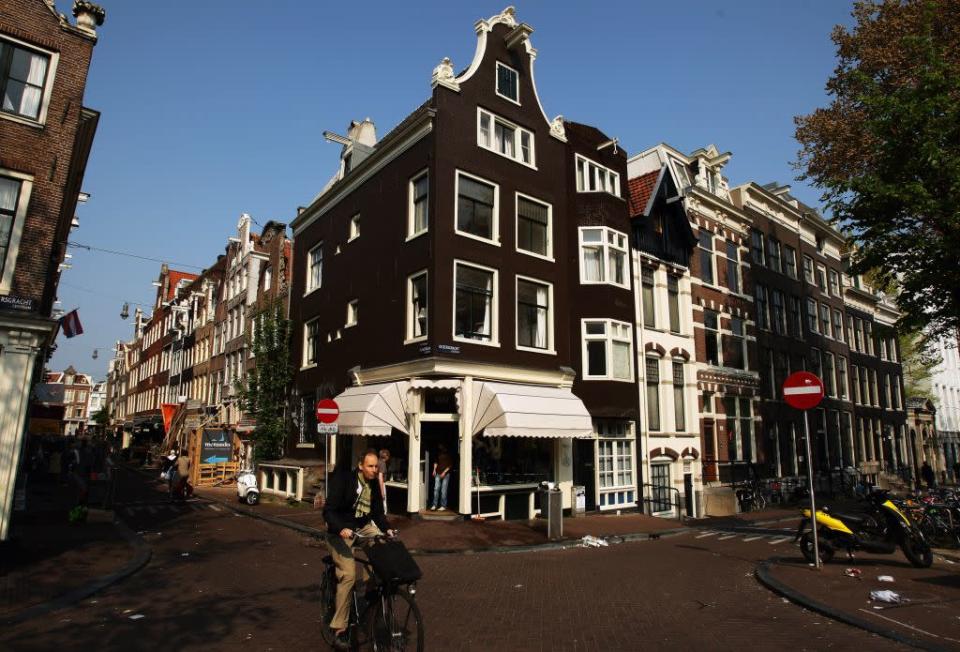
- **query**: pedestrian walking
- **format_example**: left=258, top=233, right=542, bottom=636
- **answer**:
left=921, top=461, right=936, bottom=489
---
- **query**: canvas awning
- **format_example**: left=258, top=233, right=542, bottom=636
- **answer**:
left=335, top=382, right=410, bottom=436
left=471, top=381, right=593, bottom=438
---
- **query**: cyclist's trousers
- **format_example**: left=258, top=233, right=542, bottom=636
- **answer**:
left=327, top=522, right=383, bottom=630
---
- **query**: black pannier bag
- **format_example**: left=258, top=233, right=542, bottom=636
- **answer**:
left=366, top=539, right=422, bottom=584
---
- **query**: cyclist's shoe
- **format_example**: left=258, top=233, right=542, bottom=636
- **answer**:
left=332, top=629, right=350, bottom=650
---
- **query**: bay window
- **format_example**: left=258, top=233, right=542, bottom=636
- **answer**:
left=575, top=154, right=620, bottom=195
left=579, top=226, right=627, bottom=288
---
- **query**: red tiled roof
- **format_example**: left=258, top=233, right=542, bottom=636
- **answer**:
left=627, top=170, right=660, bottom=217
left=166, top=270, right=200, bottom=300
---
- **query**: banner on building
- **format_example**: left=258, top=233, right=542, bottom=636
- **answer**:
left=61, top=309, right=84, bottom=338
left=160, top=403, right=178, bottom=434
left=200, top=429, right=232, bottom=464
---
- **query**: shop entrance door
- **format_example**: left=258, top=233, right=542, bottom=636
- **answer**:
left=420, top=422, right=459, bottom=511
left=573, top=439, right=596, bottom=511
left=684, top=472, right=694, bottom=517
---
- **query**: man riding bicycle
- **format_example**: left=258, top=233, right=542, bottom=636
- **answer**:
left=323, top=449, right=395, bottom=649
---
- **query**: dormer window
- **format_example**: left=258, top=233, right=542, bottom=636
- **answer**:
left=575, top=155, right=620, bottom=196
left=477, top=108, right=534, bottom=167
left=495, top=62, right=519, bottom=104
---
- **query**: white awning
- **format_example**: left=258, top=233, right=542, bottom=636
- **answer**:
left=471, top=381, right=593, bottom=438
left=335, top=382, right=410, bottom=436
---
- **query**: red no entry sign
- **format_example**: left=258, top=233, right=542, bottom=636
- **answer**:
left=315, top=398, right=339, bottom=424
left=782, top=371, right=825, bottom=410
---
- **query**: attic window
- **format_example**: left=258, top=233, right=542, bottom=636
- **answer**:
left=496, top=62, right=519, bottom=104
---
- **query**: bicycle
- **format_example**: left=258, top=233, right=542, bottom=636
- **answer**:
left=319, top=532, right=424, bottom=651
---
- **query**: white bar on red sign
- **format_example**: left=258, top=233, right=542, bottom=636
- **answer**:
left=783, top=386, right=822, bottom=395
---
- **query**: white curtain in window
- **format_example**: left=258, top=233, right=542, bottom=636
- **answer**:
left=479, top=272, right=492, bottom=337
left=583, top=245, right=603, bottom=281
left=608, top=249, right=625, bottom=285
left=612, top=340, right=631, bottom=379
left=0, top=177, right=18, bottom=211
left=535, top=284, right=547, bottom=349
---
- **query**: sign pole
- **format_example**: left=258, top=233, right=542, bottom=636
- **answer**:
left=803, top=409, right=821, bottom=569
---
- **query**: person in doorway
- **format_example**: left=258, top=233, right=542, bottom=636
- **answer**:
left=921, top=461, right=936, bottom=489
left=323, top=449, right=393, bottom=650
left=377, top=449, right=391, bottom=514
left=430, top=444, right=453, bottom=511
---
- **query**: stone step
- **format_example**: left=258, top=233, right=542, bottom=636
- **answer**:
left=419, top=508, right=460, bottom=522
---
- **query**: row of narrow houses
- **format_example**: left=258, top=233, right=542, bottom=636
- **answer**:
left=104, top=7, right=930, bottom=517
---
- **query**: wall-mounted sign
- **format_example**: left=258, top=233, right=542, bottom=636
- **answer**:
left=201, top=429, right=232, bottom=464
left=418, top=344, right=432, bottom=356
left=0, top=295, right=35, bottom=312
left=437, top=344, right=461, bottom=354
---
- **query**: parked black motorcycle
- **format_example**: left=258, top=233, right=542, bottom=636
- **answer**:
left=794, top=490, right=933, bottom=568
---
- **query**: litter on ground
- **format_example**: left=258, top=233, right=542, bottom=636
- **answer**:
left=581, top=535, right=609, bottom=547
left=877, top=575, right=894, bottom=582
left=129, top=614, right=145, bottom=620
left=843, top=568, right=862, bottom=578
left=870, top=589, right=901, bottom=603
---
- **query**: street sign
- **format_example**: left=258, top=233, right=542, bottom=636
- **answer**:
left=317, top=423, right=338, bottom=435
left=782, top=370, right=825, bottom=569
left=782, top=372, right=825, bottom=410
left=315, top=398, right=339, bottom=424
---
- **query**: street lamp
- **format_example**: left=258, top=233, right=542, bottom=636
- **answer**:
left=120, top=302, right=129, bottom=320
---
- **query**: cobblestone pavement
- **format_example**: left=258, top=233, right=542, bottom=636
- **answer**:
left=0, top=471, right=909, bottom=651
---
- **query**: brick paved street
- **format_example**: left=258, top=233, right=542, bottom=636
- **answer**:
left=0, top=470, right=910, bottom=651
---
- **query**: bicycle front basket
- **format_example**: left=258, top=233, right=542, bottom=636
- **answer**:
left=366, top=539, right=422, bottom=584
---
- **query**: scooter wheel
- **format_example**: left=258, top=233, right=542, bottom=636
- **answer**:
left=245, top=492, right=259, bottom=506
left=902, top=534, right=933, bottom=568
left=800, top=532, right=834, bottom=564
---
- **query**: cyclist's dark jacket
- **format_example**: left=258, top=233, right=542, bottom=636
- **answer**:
left=323, top=467, right=389, bottom=535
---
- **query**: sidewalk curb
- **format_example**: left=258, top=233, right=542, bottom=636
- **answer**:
left=2, top=518, right=152, bottom=626
left=755, top=558, right=951, bottom=652
left=198, top=491, right=689, bottom=556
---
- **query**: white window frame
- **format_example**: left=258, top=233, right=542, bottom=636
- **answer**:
left=346, top=299, right=358, bottom=328
left=514, top=191, right=553, bottom=261
left=454, top=170, right=500, bottom=246
left=581, top=318, right=634, bottom=382
left=407, top=169, right=429, bottom=240
left=595, top=420, right=637, bottom=510
left=0, top=169, right=33, bottom=293
left=575, top=154, right=620, bottom=196
left=348, top=214, right=360, bottom=242
left=0, top=35, right=59, bottom=127
left=476, top=107, right=535, bottom=168
left=405, top=270, right=428, bottom=344
left=495, top=61, right=520, bottom=105
left=452, top=259, right=500, bottom=347
left=515, top=274, right=555, bottom=355
left=578, top=226, right=629, bottom=289
left=305, top=242, right=323, bottom=295
left=302, top=318, right=319, bottom=369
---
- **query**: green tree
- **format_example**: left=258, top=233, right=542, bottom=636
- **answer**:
left=91, top=406, right=109, bottom=427
left=237, top=299, right=293, bottom=461
left=899, top=328, right=942, bottom=398
left=795, top=0, right=960, bottom=341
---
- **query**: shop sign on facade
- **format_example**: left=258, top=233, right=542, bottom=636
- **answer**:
left=0, top=295, right=35, bottom=312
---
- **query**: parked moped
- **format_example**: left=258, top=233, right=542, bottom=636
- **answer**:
left=794, top=489, right=933, bottom=568
left=236, top=469, right=260, bottom=506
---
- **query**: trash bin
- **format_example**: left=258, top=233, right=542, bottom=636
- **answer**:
left=572, top=485, right=586, bottom=517
left=540, top=486, right=563, bottom=540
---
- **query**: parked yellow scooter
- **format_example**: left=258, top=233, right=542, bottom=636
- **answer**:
left=794, top=490, right=933, bottom=568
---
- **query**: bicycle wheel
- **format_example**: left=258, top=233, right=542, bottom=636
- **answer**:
left=367, top=589, right=424, bottom=652
left=319, top=566, right=337, bottom=646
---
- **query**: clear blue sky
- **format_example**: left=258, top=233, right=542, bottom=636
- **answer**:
left=50, top=0, right=855, bottom=379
